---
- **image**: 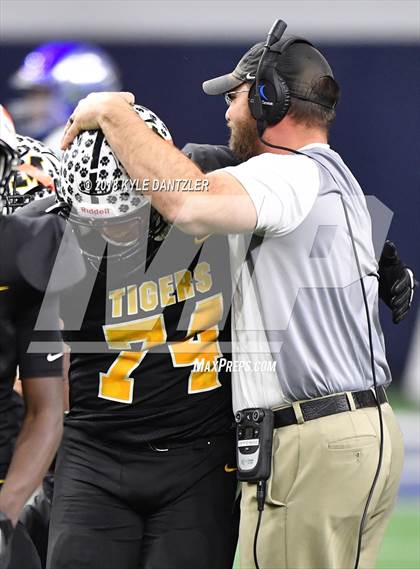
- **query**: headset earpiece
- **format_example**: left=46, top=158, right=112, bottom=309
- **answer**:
left=248, top=50, right=291, bottom=132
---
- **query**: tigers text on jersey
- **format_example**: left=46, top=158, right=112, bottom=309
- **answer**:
left=61, top=227, right=234, bottom=446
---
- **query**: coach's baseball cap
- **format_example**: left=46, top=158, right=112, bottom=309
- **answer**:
left=202, top=38, right=337, bottom=108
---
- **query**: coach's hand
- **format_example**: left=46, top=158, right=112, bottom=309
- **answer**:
left=0, top=511, right=14, bottom=568
left=378, top=241, right=417, bottom=324
left=61, top=92, right=135, bottom=149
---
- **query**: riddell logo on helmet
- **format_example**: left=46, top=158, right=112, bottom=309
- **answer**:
left=80, top=206, right=112, bottom=217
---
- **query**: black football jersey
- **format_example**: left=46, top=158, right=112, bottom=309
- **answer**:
left=0, top=214, right=64, bottom=478
left=62, top=226, right=234, bottom=446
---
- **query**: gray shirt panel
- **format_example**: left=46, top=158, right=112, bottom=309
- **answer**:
left=245, top=146, right=390, bottom=402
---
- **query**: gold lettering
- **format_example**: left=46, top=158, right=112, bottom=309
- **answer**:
left=175, top=270, right=195, bottom=302
left=139, top=281, right=158, bottom=312
left=159, top=274, right=176, bottom=307
left=127, top=285, right=138, bottom=316
left=109, top=287, right=126, bottom=319
left=194, top=262, right=212, bottom=294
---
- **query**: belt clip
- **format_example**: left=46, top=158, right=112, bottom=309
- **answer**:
left=292, top=401, right=305, bottom=424
left=345, top=392, right=357, bottom=411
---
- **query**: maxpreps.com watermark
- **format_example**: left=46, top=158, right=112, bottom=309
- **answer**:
left=193, top=358, right=277, bottom=373
left=81, top=178, right=209, bottom=192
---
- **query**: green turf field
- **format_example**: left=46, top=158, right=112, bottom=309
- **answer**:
left=376, top=501, right=420, bottom=569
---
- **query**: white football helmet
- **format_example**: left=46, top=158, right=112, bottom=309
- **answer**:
left=6, top=134, right=60, bottom=212
left=58, top=104, right=172, bottom=269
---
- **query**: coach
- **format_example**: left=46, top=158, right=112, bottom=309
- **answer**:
left=63, top=21, right=405, bottom=569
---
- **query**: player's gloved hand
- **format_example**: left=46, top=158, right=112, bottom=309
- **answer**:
left=378, top=241, right=417, bottom=324
left=182, top=143, right=240, bottom=173
left=0, top=511, right=14, bottom=569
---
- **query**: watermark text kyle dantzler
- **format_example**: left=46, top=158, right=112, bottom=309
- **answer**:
left=80, top=178, right=209, bottom=193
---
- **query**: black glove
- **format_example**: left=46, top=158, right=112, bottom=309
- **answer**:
left=0, top=511, right=14, bottom=569
left=182, top=143, right=240, bottom=173
left=378, top=241, right=416, bottom=324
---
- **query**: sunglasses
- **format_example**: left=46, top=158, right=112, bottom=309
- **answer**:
left=224, top=90, right=250, bottom=106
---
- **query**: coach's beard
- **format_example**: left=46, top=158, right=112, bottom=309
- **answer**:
left=228, top=116, right=260, bottom=162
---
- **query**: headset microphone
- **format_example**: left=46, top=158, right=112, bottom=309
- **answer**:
left=266, top=18, right=288, bottom=45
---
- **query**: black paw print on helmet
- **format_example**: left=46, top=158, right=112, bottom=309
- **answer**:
left=99, top=169, right=108, bottom=180
left=71, top=149, right=78, bottom=159
left=100, top=156, right=110, bottom=166
left=75, top=163, right=80, bottom=172
left=82, top=156, right=89, bottom=165
left=113, top=168, right=123, bottom=178
left=119, top=204, right=129, bottom=214
left=80, top=168, right=88, bottom=178
left=120, top=192, right=130, bottom=201
left=85, top=139, right=94, bottom=148
left=107, top=195, right=117, bottom=204
left=146, top=114, right=157, bottom=124
left=131, top=197, right=141, bottom=207
left=68, top=173, right=75, bottom=184
left=75, top=194, right=82, bottom=202
left=67, top=161, right=74, bottom=171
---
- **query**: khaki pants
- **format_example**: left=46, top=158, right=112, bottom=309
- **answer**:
left=239, top=402, right=404, bottom=569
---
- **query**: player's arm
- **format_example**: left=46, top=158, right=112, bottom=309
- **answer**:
left=182, top=143, right=240, bottom=173
left=0, top=376, right=63, bottom=527
left=62, top=93, right=257, bottom=235
left=0, top=290, right=63, bottom=527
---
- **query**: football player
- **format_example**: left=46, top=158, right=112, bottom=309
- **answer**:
left=41, top=106, right=239, bottom=569
left=7, top=42, right=121, bottom=150
left=0, top=107, right=69, bottom=568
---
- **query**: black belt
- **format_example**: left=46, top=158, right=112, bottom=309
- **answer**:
left=273, top=387, right=387, bottom=429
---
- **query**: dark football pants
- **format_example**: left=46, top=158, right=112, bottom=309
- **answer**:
left=46, top=428, right=239, bottom=569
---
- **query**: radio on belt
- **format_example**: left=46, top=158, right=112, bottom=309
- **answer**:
left=235, top=408, right=274, bottom=482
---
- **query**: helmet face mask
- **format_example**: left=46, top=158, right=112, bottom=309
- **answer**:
left=59, top=104, right=172, bottom=271
left=0, top=147, right=18, bottom=195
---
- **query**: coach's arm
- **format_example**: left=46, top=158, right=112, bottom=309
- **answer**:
left=62, top=92, right=256, bottom=236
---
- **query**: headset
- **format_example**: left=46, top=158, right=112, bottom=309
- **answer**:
left=248, top=19, right=336, bottom=137
left=247, top=19, right=385, bottom=569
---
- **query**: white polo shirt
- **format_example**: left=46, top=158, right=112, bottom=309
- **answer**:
left=221, top=144, right=390, bottom=413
